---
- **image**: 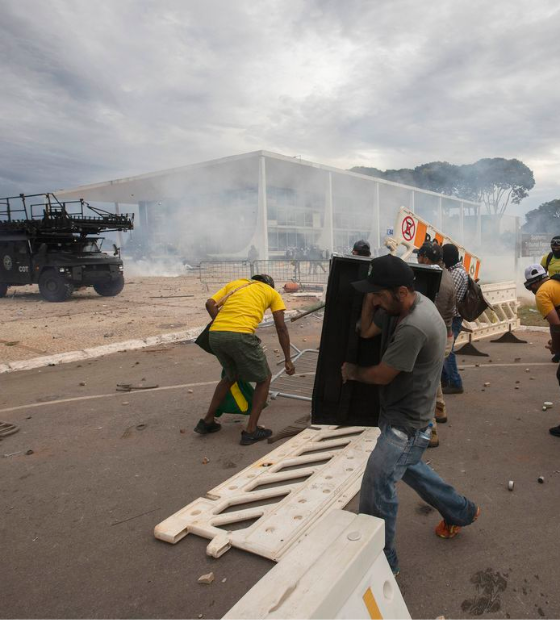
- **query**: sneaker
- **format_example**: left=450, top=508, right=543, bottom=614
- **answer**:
left=549, top=425, right=560, bottom=437
left=435, top=506, right=480, bottom=539
left=194, top=419, right=221, bottom=435
left=240, top=426, right=273, bottom=445
left=442, top=384, right=464, bottom=395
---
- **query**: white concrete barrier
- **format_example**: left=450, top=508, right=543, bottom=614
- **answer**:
left=224, top=509, right=410, bottom=619
left=456, top=280, right=520, bottom=345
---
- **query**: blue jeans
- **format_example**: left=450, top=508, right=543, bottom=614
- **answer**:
left=441, top=316, right=463, bottom=388
left=359, top=422, right=477, bottom=573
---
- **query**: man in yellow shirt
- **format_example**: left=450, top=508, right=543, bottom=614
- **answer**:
left=540, top=236, right=560, bottom=277
left=524, top=263, right=560, bottom=437
left=194, top=274, right=296, bottom=445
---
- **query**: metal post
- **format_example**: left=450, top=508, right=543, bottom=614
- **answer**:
left=114, top=202, right=123, bottom=248
left=258, top=155, right=269, bottom=260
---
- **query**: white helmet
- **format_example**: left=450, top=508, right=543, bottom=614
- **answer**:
left=523, top=264, right=547, bottom=289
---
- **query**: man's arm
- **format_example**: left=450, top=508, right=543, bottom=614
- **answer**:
left=205, top=298, right=219, bottom=319
left=359, top=293, right=382, bottom=338
left=273, top=310, right=295, bottom=375
left=545, top=310, right=560, bottom=354
left=341, top=361, right=400, bottom=385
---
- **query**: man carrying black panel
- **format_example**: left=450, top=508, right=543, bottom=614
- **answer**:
left=341, top=254, right=479, bottom=576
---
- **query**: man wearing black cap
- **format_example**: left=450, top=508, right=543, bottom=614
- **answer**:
left=417, top=242, right=456, bottom=446
left=342, top=254, right=479, bottom=576
left=352, top=239, right=371, bottom=257
left=540, top=236, right=560, bottom=277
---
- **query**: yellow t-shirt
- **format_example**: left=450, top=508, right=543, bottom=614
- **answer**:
left=540, top=253, right=560, bottom=277
left=535, top=278, right=560, bottom=318
left=210, top=279, right=287, bottom=333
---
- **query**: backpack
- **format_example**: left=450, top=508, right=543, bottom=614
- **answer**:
left=457, top=275, right=491, bottom=322
left=546, top=252, right=554, bottom=271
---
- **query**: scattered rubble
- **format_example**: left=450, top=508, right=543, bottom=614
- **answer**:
left=202, top=457, right=210, bottom=464
left=538, top=476, right=545, bottom=484
left=198, top=572, right=214, bottom=585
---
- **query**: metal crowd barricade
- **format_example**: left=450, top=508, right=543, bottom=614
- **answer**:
left=253, top=260, right=330, bottom=287
left=198, top=261, right=254, bottom=288
left=270, top=344, right=319, bottom=402
left=198, top=259, right=330, bottom=290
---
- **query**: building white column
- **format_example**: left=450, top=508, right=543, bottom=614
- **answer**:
left=325, top=172, right=334, bottom=254
left=257, top=155, right=269, bottom=260
left=376, top=182, right=381, bottom=250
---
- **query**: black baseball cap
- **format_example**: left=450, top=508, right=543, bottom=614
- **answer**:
left=352, top=254, right=415, bottom=293
left=417, top=242, right=443, bottom=264
left=352, top=239, right=371, bottom=254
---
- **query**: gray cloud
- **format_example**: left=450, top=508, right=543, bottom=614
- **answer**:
left=0, top=0, right=559, bottom=215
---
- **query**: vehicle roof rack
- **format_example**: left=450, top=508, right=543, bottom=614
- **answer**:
left=0, top=193, right=134, bottom=235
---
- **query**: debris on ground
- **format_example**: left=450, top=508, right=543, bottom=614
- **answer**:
left=26, top=449, right=34, bottom=455
left=198, top=572, right=215, bottom=584
left=79, top=382, right=86, bottom=386
left=116, top=383, right=159, bottom=392
left=180, top=429, right=186, bottom=434
left=188, top=389, right=194, bottom=394
left=0, top=422, right=20, bottom=440
left=484, top=382, right=491, bottom=387
left=202, top=457, right=210, bottom=464
left=508, top=481, right=514, bottom=491
left=543, top=402, right=553, bottom=409
left=538, top=476, right=545, bottom=484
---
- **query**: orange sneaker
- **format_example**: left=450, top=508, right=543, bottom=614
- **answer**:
left=435, top=506, right=480, bottom=539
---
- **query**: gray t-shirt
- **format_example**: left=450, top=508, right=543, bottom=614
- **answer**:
left=373, top=292, right=446, bottom=431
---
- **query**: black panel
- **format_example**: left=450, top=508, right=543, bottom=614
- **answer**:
left=311, top=256, right=442, bottom=427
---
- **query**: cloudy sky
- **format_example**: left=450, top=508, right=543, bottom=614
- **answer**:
left=1, top=0, right=559, bottom=217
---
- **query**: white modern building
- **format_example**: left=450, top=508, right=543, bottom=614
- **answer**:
left=57, top=150, right=481, bottom=260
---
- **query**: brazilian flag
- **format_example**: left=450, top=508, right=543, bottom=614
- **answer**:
left=215, top=370, right=263, bottom=417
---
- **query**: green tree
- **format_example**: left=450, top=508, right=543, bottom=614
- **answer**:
left=350, top=157, right=535, bottom=216
left=459, top=158, right=535, bottom=216
left=523, top=199, right=560, bottom=233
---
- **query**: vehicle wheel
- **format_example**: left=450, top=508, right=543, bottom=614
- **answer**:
left=38, top=270, right=74, bottom=302
left=93, top=275, right=125, bottom=297
left=0, top=282, right=8, bottom=298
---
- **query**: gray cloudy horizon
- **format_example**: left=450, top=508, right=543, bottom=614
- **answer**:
left=1, top=0, right=559, bottom=218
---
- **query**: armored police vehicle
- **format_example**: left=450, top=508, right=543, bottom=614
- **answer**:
left=0, top=193, right=134, bottom=302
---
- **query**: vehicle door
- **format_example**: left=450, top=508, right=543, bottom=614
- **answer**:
left=9, top=240, right=33, bottom=284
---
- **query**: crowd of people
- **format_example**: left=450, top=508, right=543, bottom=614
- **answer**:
left=193, top=234, right=560, bottom=575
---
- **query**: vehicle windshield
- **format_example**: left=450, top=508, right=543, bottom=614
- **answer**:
left=81, top=241, right=101, bottom=253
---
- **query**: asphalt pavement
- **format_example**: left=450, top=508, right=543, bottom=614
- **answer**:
left=1, top=321, right=560, bottom=619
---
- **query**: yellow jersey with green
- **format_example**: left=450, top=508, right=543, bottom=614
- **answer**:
left=210, top=279, right=286, bottom=334
left=540, top=253, right=560, bottom=277
left=535, top=278, right=560, bottom=318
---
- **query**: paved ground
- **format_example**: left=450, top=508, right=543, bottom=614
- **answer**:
left=2, top=320, right=560, bottom=619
